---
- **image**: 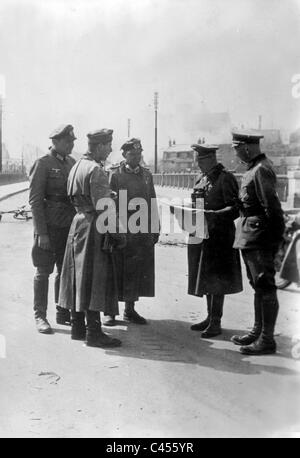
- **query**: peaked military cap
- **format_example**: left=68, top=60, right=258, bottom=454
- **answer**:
left=49, top=124, right=76, bottom=140
left=191, top=143, right=219, bottom=159
left=121, top=138, right=143, bottom=152
left=232, top=130, right=264, bottom=146
left=87, top=128, right=113, bottom=144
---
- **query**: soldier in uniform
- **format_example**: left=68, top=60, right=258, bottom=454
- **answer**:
left=29, top=124, right=76, bottom=334
left=59, top=129, right=125, bottom=348
left=231, top=131, right=285, bottom=355
left=104, top=138, right=160, bottom=326
left=188, top=144, right=243, bottom=338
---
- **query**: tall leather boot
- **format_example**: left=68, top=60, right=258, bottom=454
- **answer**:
left=55, top=267, right=71, bottom=326
left=231, top=292, right=262, bottom=345
left=201, top=295, right=224, bottom=338
left=190, top=295, right=212, bottom=331
left=71, top=311, right=86, bottom=340
left=240, top=292, right=279, bottom=355
left=34, top=272, right=52, bottom=334
left=123, top=301, right=147, bottom=325
left=86, top=310, right=122, bottom=348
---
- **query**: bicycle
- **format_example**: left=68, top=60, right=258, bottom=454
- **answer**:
left=0, top=205, right=32, bottom=222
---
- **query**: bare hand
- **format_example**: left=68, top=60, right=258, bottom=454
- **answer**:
left=38, top=234, right=51, bottom=250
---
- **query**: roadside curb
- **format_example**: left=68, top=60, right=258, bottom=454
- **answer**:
left=0, top=185, right=29, bottom=202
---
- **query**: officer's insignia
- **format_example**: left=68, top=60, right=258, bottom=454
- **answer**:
left=51, top=168, right=61, bottom=173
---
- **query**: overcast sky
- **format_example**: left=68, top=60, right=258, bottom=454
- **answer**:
left=0, top=0, right=300, bottom=161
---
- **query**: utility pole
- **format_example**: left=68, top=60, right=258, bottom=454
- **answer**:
left=154, top=92, right=159, bottom=173
left=258, top=115, right=262, bottom=130
left=0, top=95, right=2, bottom=173
left=21, top=146, right=24, bottom=174
left=127, top=118, right=131, bottom=138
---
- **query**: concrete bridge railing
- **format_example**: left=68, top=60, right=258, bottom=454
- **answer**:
left=153, top=172, right=299, bottom=207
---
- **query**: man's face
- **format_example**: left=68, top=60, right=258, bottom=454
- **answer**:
left=124, top=148, right=142, bottom=169
left=233, top=143, right=249, bottom=163
left=197, top=154, right=217, bottom=174
left=94, top=141, right=112, bottom=163
left=54, top=137, right=75, bottom=156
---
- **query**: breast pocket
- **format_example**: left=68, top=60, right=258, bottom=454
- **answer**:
left=47, top=169, right=66, bottom=194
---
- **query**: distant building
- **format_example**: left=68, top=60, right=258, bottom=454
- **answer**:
left=159, top=125, right=300, bottom=174
left=256, top=129, right=298, bottom=172
left=269, top=155, right=300, bottom=173
left=259, top=129, right=289, bottom=157
left=216, top=144, right=240, bottom=172
left=289, top=128, right=300, bottom=157
left=161, top=144, right=196, bottom=172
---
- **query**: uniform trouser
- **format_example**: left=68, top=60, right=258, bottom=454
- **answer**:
left=242, top=249, right=279, bottom=342
left=206, top=294, right=224, bottom=323
left=32, top=226, right=70, bottom=317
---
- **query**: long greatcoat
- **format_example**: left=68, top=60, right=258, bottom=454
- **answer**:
left=188, top=163, right=243, bottom=297
left=59, top=154, right=119, bottom=315
left=109, top=162, right=159, bottom=302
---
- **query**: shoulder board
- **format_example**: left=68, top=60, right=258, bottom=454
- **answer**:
left=31, top=154, right=52, bottom=168
left=39, top=153, right=52, bottom=162
left=141, top=166, right=151, bottom=173
left=29, top=154, right=50, bottom=174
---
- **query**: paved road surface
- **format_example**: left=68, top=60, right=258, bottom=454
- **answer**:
left=0, top=192, right=300, bottom=438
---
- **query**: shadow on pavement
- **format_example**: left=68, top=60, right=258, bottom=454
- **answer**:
left=279, top=285, right=300, bottom=294
left=101, top=319, right=300, bottom=377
